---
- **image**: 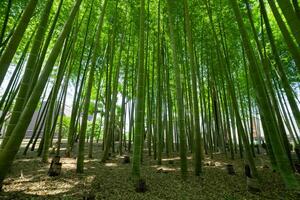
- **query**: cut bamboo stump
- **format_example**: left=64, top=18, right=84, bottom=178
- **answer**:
left=168, top=160, right=174, bottom=165
left=48, top=156, right=62, bottom=177
left=135, top=179, right=147, bottom=193
left=122, top=155, right=130, bottom=164
left=226, top=164, right=235, bottom=175
left=247, top=177, right=261, bottom=193
left=245, top=164, right=261, bottom=193
left=204, top=161, right=216, bottom=166
left=245, top=164, right=252, bottom=178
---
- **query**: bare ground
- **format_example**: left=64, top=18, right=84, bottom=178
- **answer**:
left=0, top=140, right=299, bottom=200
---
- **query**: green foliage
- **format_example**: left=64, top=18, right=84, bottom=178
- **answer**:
left=1, top=0, right=300, bottom=192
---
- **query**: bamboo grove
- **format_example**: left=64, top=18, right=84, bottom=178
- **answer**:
left=0, top=0, right=300, bottom=191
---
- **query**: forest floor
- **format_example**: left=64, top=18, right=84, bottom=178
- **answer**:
left=0, top=140, right=299, bottom=200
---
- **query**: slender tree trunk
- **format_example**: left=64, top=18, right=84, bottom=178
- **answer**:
left=167, top=0, right=188, bottom=179
left=77, top=0, right=108, bottom=173
left=0, top=0, right=38, bottom=85
left=228, top=0, right=299, bottom=189
left=183, top=0, right=203, bottom=175
left=42, top=35, right=73, bottom=162
left=156, top=0, right=163, bottom=165
left=1, top=0, right=53, bottom=149
left=267, top=0, right=300, bottom=72
left=0, top=0, right=82, bottom=189
left=56, top=73, right=69, bottom=156
left=88, top=68, right=103, bottom=158
left=29, top=0, right=64, bottom=95
left=132, top=0, right=146, bottom=180
left=66, top=14, right=93, bottom=156
left=119, top=29, right=131, bottom=156
left=275, top=0, right=300, bottom=44
left=0, top=0, right=12, bottom=45
left=260, top=0, right=300, bottom=132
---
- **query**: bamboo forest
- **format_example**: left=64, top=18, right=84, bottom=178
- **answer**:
left=0, top=0, right=300, bottom=199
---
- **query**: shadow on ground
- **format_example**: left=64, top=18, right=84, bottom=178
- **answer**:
left=0, top=142, right=299, bottom=200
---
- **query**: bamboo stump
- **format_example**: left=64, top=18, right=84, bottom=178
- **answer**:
left=168, top=160, right=174, bottom=165
left=247, top=177, right=261, bottom=193
left=245, top=164, right=261, bottom=193
left=135, top=179, right=147, bottom=193
left=226, top=164, right=235, bottom=175
left=48, top=156, right=62, bottom=177
left=122, top=155, right=130, bottom=164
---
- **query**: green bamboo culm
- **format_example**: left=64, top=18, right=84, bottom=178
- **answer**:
left=0, top=0, right=38, bottom=85
left=166, top=0, right=188, bottom=180
left=259, top=0, right=300, bottom=148
left=132, top=0, right=146, bottom=180
left=0, top=33, right=33, bottom=112
left=228, top=0, right=299, bottom=190
left=0, top=0, right=12, bottom=46
left=183, top=0, right=203, bottom=176
left=28, top=0, right=64, bottom=95
left=0, top=0, right=82, bottom=189
left=100, top=0, right=119, bottom=162
left=119, top=34, right=131, bottom=156
left=76, top=0, right=108, bottom=173
left=65, top=0, right=93, bottom=157
left=1, top=0, right=54, bottom=150
left=156, top=0, right=163, bottom=165
left=267, top=0, right=300, bottom=72
left=260, top=0, right=300, bottom=140
left=41, top=37, right=72, bottom=163
left=88, top=66, right=104, bottom=158
left=204, top=0, right=258, bottom=178
left=275, top=0, right=300, bottom=44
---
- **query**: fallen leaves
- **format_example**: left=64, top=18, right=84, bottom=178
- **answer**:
left=0, top=142, right=299, bottom=200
